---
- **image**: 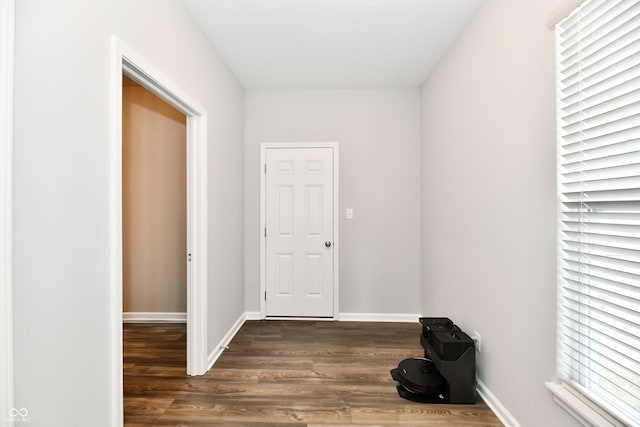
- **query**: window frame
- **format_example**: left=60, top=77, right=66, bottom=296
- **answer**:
left=548, top=1, right=640, bottom=426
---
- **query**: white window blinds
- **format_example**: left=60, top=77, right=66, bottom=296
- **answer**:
left=556, top=0, right=640, bottom=425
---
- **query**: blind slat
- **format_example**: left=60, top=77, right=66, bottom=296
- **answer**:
left=561, top=136, right=640, bottom=158
left=561, top=261, right=640, bottom=290
left=561, top=114, right=640, bottom=144
left=562, top=187, right=640, bottom=203
left=563, top=200, right=640, bottom=212
left=561, top=149, right=640, bottom=174
left=562, top=274, right=640, bottom=302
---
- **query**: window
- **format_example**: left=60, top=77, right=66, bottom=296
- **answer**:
left=554, top=0, right=640, bottom=425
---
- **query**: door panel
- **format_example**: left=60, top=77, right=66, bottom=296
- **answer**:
left=305, top=254, right=323, bottom=295
left=306, top=186, right=323, bottom=236
left=265, top=147, right=334, bottom=317
left=275, top=253, right=293, bottom=295
left=277, top=186, right=293, bottom=236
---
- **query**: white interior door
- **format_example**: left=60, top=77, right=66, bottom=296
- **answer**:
left=265, top=147, right=334, bottom=317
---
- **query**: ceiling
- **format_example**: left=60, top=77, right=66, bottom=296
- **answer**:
left=182, top=0, right=484, bottom=90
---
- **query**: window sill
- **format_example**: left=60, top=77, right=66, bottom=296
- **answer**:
left=545, top=382, right=625, bottom=427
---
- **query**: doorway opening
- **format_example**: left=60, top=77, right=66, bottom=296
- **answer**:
left=109, top=37, right=208, bottom=427
left=122, top=75, right=187, bottom=322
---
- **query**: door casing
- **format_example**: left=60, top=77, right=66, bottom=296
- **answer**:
left=0, top=0, right=15, bottom=423
left=259, top=142, right=339, bottom=319
left=109, top=36, right=208, bottom=427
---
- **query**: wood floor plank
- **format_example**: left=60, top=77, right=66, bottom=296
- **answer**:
left=123, top=320, right=503, bottom=426
left=123, top=396, right=174, bottom=416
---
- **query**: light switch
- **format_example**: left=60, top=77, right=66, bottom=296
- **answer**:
left=345, top=208, right=353, bottom=219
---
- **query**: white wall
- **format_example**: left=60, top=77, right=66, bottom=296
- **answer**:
left=420, top=1, right=577, bottom=426
left=245, top=89, right=421, bottom=317
left=12, top=1, right=244, bottom=426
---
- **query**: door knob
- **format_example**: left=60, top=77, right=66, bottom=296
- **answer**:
left=325, top=241, right=332, bottom=248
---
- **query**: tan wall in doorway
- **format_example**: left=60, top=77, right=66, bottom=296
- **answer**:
left=122, top=81, right=187, bottom=313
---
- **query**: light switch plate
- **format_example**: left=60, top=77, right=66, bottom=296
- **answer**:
left=346, top=208, right=353, bottom=219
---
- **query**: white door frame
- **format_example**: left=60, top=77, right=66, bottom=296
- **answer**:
left=259, top=142, right=339, bottom=319
left=0, top=0, right=15, bottom=425
left=109, top=36, right=208, bottom=426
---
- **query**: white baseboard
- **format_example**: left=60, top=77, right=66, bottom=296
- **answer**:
left=123, top=312, right=187, bottom=323
left=245, top=312, right=420, bottom=322
left=338, top=312, right=420, bottom=323
left=477, top=378, right=522, bottom=427
left=206, top=312, right=246, bottom=371
left=244, top=311, right=261, bottom=320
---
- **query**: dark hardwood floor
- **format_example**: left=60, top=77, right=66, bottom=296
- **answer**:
left=123, top=320, right=502, bottom=426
